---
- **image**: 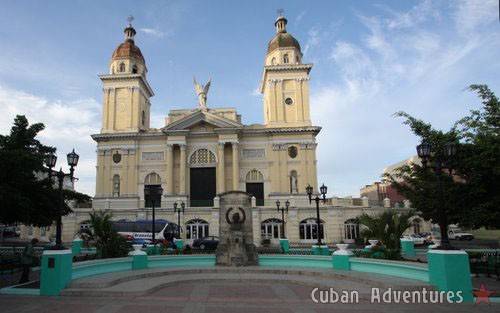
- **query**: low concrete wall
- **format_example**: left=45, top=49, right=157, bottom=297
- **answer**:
left=350, top=258, right=428, bottom=282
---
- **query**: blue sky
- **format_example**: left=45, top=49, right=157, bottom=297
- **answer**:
left=0, top=0, right=499, bottom=197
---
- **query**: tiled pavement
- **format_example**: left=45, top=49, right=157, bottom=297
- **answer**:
left=1, top=280, right=499, bottom=313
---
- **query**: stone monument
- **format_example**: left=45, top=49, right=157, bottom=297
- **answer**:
left=216, top=191, right=259, bottom=266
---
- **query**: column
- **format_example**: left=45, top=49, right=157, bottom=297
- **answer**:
left=166, top=144, right=174, bottom=195
left=179, top=144, right=186, bottom=194
left=217, top=142, right=225, bottom=193
left=232, top=142, right=239, bottom=191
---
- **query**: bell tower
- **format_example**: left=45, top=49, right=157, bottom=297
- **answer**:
left=99, top=17, right=154, bottom=133
left=260, top=13, right=312, bottom=128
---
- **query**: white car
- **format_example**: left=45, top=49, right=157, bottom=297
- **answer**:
left=448, top=228, right=474, bottom=241
left=401, top=234, right=425, bottom=245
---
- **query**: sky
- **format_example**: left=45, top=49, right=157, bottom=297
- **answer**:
left=0, top=0, right=499, bottom=197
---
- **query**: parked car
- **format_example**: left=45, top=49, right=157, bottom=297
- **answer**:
left=192, top=236, right=219, bottom=250
left=448, top=228, right=474, bottom=240
left=401, top=234, right=426, bottom=245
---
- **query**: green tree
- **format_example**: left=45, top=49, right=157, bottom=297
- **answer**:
left=454, top=85, right=500, bottom=229
left=386, top=85, right=500, bottom=245
left=80, top=210, right=130, bottom=258
left=0, top=115, right=91, bottom=233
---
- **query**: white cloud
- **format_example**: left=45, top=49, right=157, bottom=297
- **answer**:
left=139, top=28, right=167, bottom=38
left=311, top=0, right=500, bottom=196
left=454, top=0, right=498, bottom=34
left=0, top=84, right=99, bottom=196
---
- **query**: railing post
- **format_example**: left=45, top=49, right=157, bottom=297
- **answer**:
left=40, top=249, right=73, bottom=296
left=427, top=250, right=473, bottom=302
left=332, top=249, right=352, bottom=270
left=400, top=238, right=416, bottom=257
left=129, top=244, right=148, bottom=270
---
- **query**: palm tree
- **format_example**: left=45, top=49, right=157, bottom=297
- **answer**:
left=358, top=209, right=415, bottom=252
left=80, top=210, right=129, bottom=258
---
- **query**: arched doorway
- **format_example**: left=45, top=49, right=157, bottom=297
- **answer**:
left=144, top=173, right=162, bottom=208
left=189, top=149, right=217, bottom=207
left=246, top=169, right=264, bottom=206
left=299, top=218, right=324, bottom=242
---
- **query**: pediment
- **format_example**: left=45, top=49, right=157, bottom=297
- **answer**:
left=163, top=109, right=242, bottom=131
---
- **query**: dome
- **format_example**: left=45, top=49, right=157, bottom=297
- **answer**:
left=111, top=40, right=145, bottom=64
left=267, top=32, right=301, bottom=54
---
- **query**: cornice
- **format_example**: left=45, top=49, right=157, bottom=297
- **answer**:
left=98, top=73, right=154, bottom=97
left=91, top=130, right=165, bottom=142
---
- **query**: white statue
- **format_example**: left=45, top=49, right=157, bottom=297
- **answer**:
left=193, top=77, right=211, bottom=110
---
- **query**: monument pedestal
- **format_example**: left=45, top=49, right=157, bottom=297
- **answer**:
left=215, top=191, right=259, bottom=266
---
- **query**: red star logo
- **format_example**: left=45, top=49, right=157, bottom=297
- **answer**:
left=473, top=284, right=494, bottom=304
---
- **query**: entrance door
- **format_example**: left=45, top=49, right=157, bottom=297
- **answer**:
left=190, top=167, right=216, bottom=207
left=246, top=183, right=264, bottom=206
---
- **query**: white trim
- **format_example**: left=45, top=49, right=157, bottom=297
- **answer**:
left=333, top=250, right=353, bottom=256
left=42, top=249, right=72, bottom=255
left=428, top=250, right=467, bottom=255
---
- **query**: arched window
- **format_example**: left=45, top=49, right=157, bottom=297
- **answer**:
left=119, top=62, right=125, bottom=72
left=296, top=55, right=300, bottom=63
left=112, top=175, right=120, bottom=197
left=289, top=170, right=298, bottom=194
left=299, top=218, right=324, bottom=241
left=271, top=57, right=276, bottom=65
left=344, top=218, right=359, bottom=243
left=132, top=64, right=138, bottom=74
left=283, top=54, right=289, bottom=64
left=246, top=169, right=264, bottom=182
left=186, top=219, right=209, bottom=240
left=261, top=218, right=283, bottom=239
left=189, top=149, right=216, bottom=167
left=144, top=172, right=161, bottom=185
left=141, top=110, right=145, bottom=126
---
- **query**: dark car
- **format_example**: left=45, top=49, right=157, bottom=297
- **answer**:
left=192, top=236, right=219, bottom=250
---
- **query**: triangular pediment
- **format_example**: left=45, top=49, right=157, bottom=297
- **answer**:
left=163, top=109, right=242, bottom=131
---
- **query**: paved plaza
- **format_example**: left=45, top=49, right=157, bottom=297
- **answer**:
left=1, top=279, right=499, bottom=313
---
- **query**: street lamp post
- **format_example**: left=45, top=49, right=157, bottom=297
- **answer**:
left=306, top=183, right=328, bottom=246
left=275, top=200, right=290, bottom=238
left=416, top=141, right=457, bottom=250
left=45, top=149, right=79, bottom=250
left=173, top=201, right=185, bottom=239
left=144, top=185, right=163, bottom=244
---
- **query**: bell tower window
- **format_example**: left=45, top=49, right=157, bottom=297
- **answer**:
left=142, top=110, right=145, bottom=126
left=119, top=62, right=125, bottom=72
left=283, top=54, right=289, bottom=64
left=132, top=65, right=138, bottom=74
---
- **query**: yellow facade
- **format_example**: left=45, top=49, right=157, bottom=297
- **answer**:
left=78, top=15, right=425, bottom=246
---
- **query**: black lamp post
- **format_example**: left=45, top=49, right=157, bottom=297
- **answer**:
left=144, top=185, right=163, bottom=244
left=275, top=199, right=289, bottom=239
left=416, top=141, right=457, bottom=250
left=306, top=183, right=328, bottom=246
left=45, top=149, right=79, bottom=250
left=173, top=201, right=185, bottom=239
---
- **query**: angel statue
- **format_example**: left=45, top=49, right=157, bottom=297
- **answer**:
left=193, top=77, right=211, bottom=110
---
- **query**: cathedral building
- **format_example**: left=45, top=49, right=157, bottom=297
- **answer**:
left=57, top=15, right=423, bottom=245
